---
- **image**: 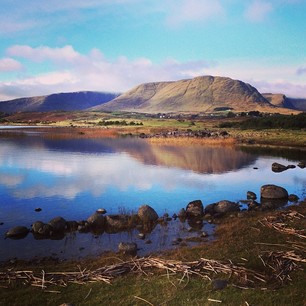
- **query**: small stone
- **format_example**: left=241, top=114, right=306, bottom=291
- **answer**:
left=138, top=233, right=145, bottom=239
left=0, top=222, right=4, bottom=226
left=35, top=207, right=42, bottom=212
left=96, top=208, right=107, bottom=214
left=212, top=279, right=228, bottom=291
left=118, top=242, right=138, bottom=255
left=200, top=231, right=208, bottom=237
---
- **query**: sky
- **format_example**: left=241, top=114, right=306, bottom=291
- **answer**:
left=0, top=0, right=306, bottom=101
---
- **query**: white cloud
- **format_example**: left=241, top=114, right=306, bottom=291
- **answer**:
left=244, top=0, right=273, bottom=22
left=0, top=58, right=23, bottom=72
left=0, top=45, right=214, bottom=100
left=165, top=0, right=225, bottom=26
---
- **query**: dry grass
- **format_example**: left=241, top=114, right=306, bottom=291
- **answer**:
left=146, top=137, right=236, bottom=146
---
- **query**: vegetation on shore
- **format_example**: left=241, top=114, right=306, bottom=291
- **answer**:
left=0, top=201, right=305, bottom=305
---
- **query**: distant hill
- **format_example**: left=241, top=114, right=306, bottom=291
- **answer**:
left=0, top=91, right=119, bottom=113
left=91, top=76, right=276, bottom=113
left=263, top=93, right=306, bottom=111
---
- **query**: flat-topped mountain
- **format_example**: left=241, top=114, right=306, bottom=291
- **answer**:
left=92, top=76, right=274, bottom=113
left=263, top=93, right=306, bottom=111
left=0, top=91, right=119, bottom=113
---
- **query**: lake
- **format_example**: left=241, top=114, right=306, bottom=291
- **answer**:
left=0, top=128, right=305, bottom=261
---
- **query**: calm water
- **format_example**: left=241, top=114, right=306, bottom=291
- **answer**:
left=0, top=129, right=305, bottom=261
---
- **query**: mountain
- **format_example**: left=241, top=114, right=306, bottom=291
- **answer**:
left=91, top=76, right=274, bottom=113
left=0, top=91, right=119, bottom=113
left=263, top=93, right=306, bottom=111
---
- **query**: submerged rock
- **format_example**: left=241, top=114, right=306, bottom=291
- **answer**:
left=260, top=184, right=288, bottom=199
left=118, top=242, right=137, bottom=255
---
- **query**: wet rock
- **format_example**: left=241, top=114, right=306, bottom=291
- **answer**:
left=66, top=221, right=79, bottom=231
left=214, top=200, right=240, bottom=214
left=38, top=224, right=53, bottom=236
left=35, top=207, right=42, bottom=212
left=87, top=212, right=105, bottom=229
left=298, top=161, right=306, bottom=169
left=260, top=184, right=288, bottom=199
left=261, top=198, right=288, bottom=210
left=186, top=200, right=204, bottom=218
left=287, top=165, right=296, bottom=169
left=288, top=194, right=299, bottom=202
left=6, top=226, right=29, bottom=239
left=138, top=233, right=145, bottom=239
left=118, top=242, right=137, bottom=255
left=49, top=217, right=67, bottom=233
left=105, top=214, right=129, bottom=233
left=137, top=205, right=158, bottom=223
left=96, top=208, right=107, bottom=214
left=32, top=221, right=45, bottom=233
left=247, top=191, right=257, bottom=200
left=178, top=208, right=187, bottom=219
left=272, top=162, right=288, bottom=173
left=204, top=203, right=216, bottom=215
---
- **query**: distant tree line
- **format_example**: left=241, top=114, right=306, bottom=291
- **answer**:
left=98, top=120, right=143, bottom=126
left=219, top=112, right=306, bottom=130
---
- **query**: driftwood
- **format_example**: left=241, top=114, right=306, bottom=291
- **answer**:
left=0, top=257, right=266, bottom=290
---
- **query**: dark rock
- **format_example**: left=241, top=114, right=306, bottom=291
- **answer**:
left=35, top=207, right=42, bottom=212
left=212, top=279, right=228, bottom=291
left=247, top=191, right=257, bottom=200
left=118, top=242, right=137, bottom=255
left=138, top=233, right=145, bottom=239
left=0, top=222, right=3, bottom=226
left=6, top=226, right=29, bottom=239
left=105, top=214, right=129, bottom=233
left=298, top=161, right=306, bottom=169
left=272, top=162, right=288, bottom=173
left=287, top=165, right=296, bottom=169
left=260, top=184, right=288, bottom=199
left=253, top=167, right=258, bottom=170
left=178, top=208, right=187, bottom=219
left=248, top=200, right=260, bottom=211
left=186, top=200, right=204, bottom=218
left=261, top=198, right=288, bottom=210
left=96, top=208, right=107, bottom=214
left=204, top=203, right=216, bottom=215
left=137, top=205, right=158, bottom=223
left=32, top=221, right=45, bottom=233
left=288, top=194, right=299, bottom=202
left=66, top=221, right=79, bottom=231
left=87, top=212, right=105, bottom=229
left=172, top=213, right=178, bottom=219
left=37, top=224, right=53, bottom=236
left=49, top=216, right=67, bottom=232
left=214, top=200, right=240, bottom=214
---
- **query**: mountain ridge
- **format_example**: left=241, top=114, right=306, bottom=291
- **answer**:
left=92, top=76, right=275, bottom=113
left=0, top=91, right=119, bottom=113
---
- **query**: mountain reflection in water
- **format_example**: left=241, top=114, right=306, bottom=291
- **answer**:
left=0, top=133, right=305, bottom=261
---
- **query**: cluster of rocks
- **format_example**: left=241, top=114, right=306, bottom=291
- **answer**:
left=272, top=161, right=305, bottom=173
left=138, top=129, right=229, bottom=139
left=5, top=184, right=299, bottom=256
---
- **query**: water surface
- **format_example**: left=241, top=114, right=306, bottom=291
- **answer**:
left=0, top=130, right=305, bottom=261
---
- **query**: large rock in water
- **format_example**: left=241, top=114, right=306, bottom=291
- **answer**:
left=6, top=226, right=29, bottom=239
left=137, top=205, right=158, bottom=223
left=272, top=162, right=288, bottom=173
left=87, top=212, right=105, bottom=229
left=261, top=184, right=288, bottom=199
left=186, top=200, right=204, bottom=218
left=214, top=200, right=240, bottom=214
left=49, top=217, right=67, bottom=232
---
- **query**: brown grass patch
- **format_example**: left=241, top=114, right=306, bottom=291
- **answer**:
left=146, top=137, right=236, bottom=146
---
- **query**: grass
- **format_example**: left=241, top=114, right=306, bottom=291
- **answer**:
left=1, top=202, right=306, bottom=305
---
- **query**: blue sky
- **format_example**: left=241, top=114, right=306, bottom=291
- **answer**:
left=0, top=0, right=306, bottom=100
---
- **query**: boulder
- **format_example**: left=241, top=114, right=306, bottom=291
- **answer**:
left=272, top=162, right=288, bottom=173
left=177, top=208, right=187, bottom=219
left=214, top=200, right=240, bottom=214
left=87, top=212, right=105, bottom=229
left=6, top=226, right=29, bottom=239
left=288, top=194, right=299, bottom=202
left=137, top=205, right=158, bottom=223
left=32, top=221, right=45, bottom=233
left=38, top=224, right=53, bottom=236
left=260, top=184, right=288, bottom=199
left=105, top=214, right=129, bottom=233
left=298, top=161, right=306, bottom=169
left=186, top=200, right=204, bottom=218
left=118, top=242, right=137, bottom=255
left=49, top=217, right=67, bottom=232
left=247, top=191, right=257, bottom=200
left=204, top=203, right=216, bottom=215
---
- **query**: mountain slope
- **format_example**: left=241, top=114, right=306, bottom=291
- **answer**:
left=92, top=76, right=273, bottom=113
left=263, top=93, right=306, bottom=111
left=0, top=91, right=119, bottom=113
